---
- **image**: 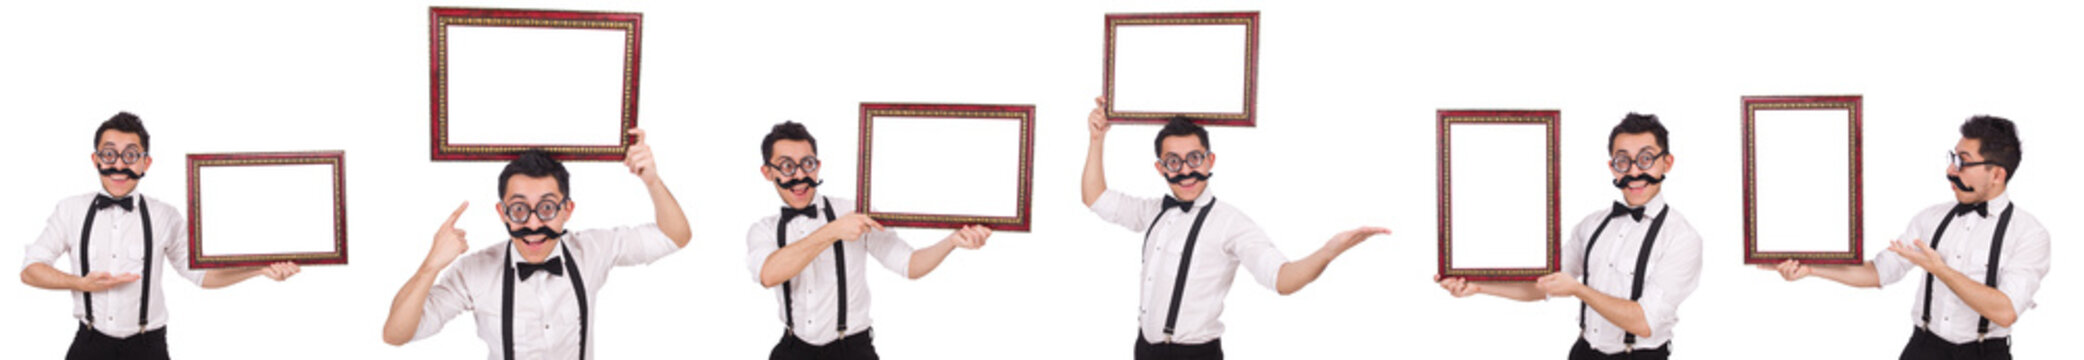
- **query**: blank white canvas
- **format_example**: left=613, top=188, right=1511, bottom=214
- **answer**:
left=1112, top=25, right=1247, bottom=114
left=1752, top=109, right=1853, bottom=252
left=867, top=117, right=1021, bottom=218
left=1447, top=124, right=1550, bottom=269
left=446, top=26, right=626, bottom=145
left=197, top=164, right=337, bottom=256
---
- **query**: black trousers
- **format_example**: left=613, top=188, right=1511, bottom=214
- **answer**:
left=66, top=324, right=169, bottom=360
left=1134, top=333, right=1223, bottom=360
left=1567, top=338, right=1670, bottom=360
left=771, top=327, right=878, bottom=360
left=1900, top=327, right=2010, bottom=360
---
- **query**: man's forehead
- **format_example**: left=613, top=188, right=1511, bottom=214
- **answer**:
left=1611, top=133, right=1659, bottom=152
left=504, top=177, right=564, bottom=199
left=1159, top=137, right=1205, bottom=155
left=98, top=131, right=141, bottom=146
left=770, top=140, right=815, bottom=158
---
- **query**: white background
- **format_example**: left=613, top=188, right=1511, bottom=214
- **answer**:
left=2, top=1, right=2079, bottom=359
left=445, top=25, right=629, bottom=146
left=866, top=116, right=1022, bottom=218
left=196, top=164, right=338, bottom=256
left=1753, top=109, right=1855, bottom=253
left=1447, top=123, right=1551, bottom=270
left=1112, top=24, right=1249, bottom=114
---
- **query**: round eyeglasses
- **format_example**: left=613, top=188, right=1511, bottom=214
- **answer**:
left=1160, top=151, right=1210, bottom=173
left=504, top=198, right=568, bottom=223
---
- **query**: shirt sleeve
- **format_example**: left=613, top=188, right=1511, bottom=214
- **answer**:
left=746, top=220, right=780, bottom=284
left=864, top=229, right=916, bottom=277
left=158, top=205, right=206, bottom=286
left=412, top=264, right=475, bottom=342
left=1632, top=222, right=1702, bottom=340
left=1996, top=222, right=2051, bottom=316
left=22, top=202, right=72, bottom=271
left=594, top=223, right=679, bottom=267
left=1089, top=190, right=1162, bottom=233
left=1223, top=213, right=1287, bottom=291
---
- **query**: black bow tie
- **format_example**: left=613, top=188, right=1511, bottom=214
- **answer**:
left=515, top=257, right=565, bottom=281
left=1951, top=202, right=1989, bottom=218
left=1609, top=202, right=1646, bottom=222
left=93, top=195, right=135, bottom=212
left=1161, top=196, right=1198, bottom=213
left=780, top=204, right=820, bottom=223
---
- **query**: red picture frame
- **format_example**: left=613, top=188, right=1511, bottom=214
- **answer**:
left=428, top=7, right=642, bottom=161
left=1103, top=11, right=1259, bottom=127
left=1742, top=95, right=1864, bottom=265
left=1436, top=110, right=1561, bottom=281
left=186, top=151, right=348, bottom=269
left=856, top=103, right=1036, bottom=231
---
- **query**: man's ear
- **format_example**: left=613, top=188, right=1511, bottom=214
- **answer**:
left=1662, top=153, right=1676, bottom=172
left=136, top=156, right=153, bottom=172
left=1153, top=160, right=1166, bottom=175
left=1203, top=152, right=1216, bottom=170
left=1991, top=166, right=2009, bottom=184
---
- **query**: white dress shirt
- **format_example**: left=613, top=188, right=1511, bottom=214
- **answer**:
left=745, top=196, right=915, bottom=345
left=22, top=192, right=206, bottom=338
left=1089, top=189, right=1288, bottom=345
left=1560, top=194, right=1703, bottom=354
left=413, top=224, right=678, bottom=360
left=1874, top=193, right=2050, bottom=344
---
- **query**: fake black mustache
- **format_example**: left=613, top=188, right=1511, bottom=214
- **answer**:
left=508, top=226, right=567, bottom=242
left=1167, top=172, right=1213, bottom=185
left=1611, top=173, right=1666, bottom=189
left=775, top=177, right=823, bottom=190
left=98, top=167, right=145, bottom=180
left=1947, top=175, right=1976, bottom=192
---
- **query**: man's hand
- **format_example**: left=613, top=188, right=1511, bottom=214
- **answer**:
left=1888, top=239, right=1947, bottom=272
left=1436, top=275, right=1483, bottom=298
left=75, top=271, right=141, bottom=292
left=1757, top=259, right=1812, bottom=281
left=949, top=225, right=992, bottom=249
left=823, top=214, right=885, bottom=242
left=1535, top=272, right=1585, bottom=298
left=423, top=202, right=471, bottom=272
left=259, top=262, right=302, bottom=281
left=624, top=128, right=661, bottom=184
left=1088, top=96, right=1111, bottom=142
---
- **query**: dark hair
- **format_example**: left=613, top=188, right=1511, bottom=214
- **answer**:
left=761, top=121, right=818, bottom=162
left=1608, top=113, right=1670, bottom=154
left=94, top=112, right=150, bottom=151
left=1153, top=116, right=1211, bottom=157
left=1960, top=115, right=2022, bottom=183
left=498, top=149, right=571, bottom=199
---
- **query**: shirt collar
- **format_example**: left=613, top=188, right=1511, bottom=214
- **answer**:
left=507, top=241, right=565, bottom=266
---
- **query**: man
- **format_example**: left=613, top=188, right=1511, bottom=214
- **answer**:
left=381, top=129, right=694, bottom=360
left=1081, top=97, right=1390, bottom=360
left=22, top=112, right=303, bottom=360
left=1437, top=113, right=1704, bottom=360
left=1764, top=115, right=2048, bottom=360
left=747, top=121, right=992, bottom=360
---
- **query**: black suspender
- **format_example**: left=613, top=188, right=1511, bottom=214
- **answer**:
left=823, top=199, right=846, bottom=334
left=76, top=195, right=155, bottom=331
left=1578, top=205, right=1669, bottom=348
left=1624, top=207, right=1671, bottom=347
left=1149, top=197, right=1217, bottom=342
left=1919, top=212, right=1958, bottom=327
left=1978, top=205, right=2014, bottom=337
left=777, top=198, right=844, bottom=334
left=1922, top=203, right=2016, bottom=337
left=78, top=204, right=99, bottom=327
left=137, top=200, right=154, bottom=330
left=502, top=242, right=589, bottom=360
